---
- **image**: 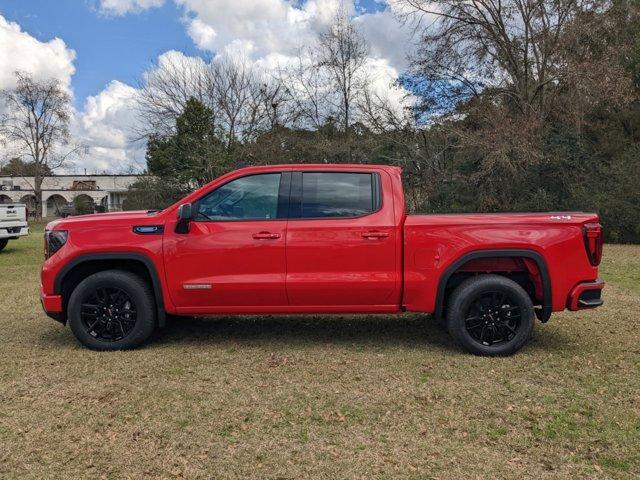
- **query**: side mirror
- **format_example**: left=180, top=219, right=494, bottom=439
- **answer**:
left=177, top=203, right=193, bottom=221
left=175, top=203, right=193, bottom=234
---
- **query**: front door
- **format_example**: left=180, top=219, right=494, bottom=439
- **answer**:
left=164, top=172, right=289, bottom=311
left=285, top=171, right=399, bottom=307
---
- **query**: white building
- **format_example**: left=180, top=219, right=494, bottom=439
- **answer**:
left=0, top=174, right=141, bottom=217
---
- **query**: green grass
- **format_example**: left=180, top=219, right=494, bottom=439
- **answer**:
left=0, top=224, right=639, bottom=479
left=600, top=244, right=640, bottom=295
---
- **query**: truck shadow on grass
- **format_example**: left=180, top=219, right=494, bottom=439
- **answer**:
left=39, top=313, right=575, bottom=354
left=149, top=314, right=574, bottom=354
left=153, top=314, right=458, bottom=351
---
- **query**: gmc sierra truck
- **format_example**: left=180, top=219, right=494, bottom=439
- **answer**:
left=40, top=165, right=604, bottom=355
left=0, top=203, right=29, bottom=252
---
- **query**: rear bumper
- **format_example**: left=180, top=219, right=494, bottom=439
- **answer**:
left=40, top=287, right=65, bottom=324
left=0, top=224, right=29, bottom=239
left=568, top=279, right=604, bottom=311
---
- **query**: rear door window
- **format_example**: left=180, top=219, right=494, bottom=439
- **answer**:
left=300, top=172, right=378, bottom=218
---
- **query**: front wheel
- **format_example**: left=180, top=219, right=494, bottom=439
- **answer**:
left=68, top=270, right=156, bottom=350
left=446, top=274, right=535, bottom=356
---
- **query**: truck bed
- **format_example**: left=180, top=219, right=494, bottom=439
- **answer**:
left=402, top=212, right=600, bottom=314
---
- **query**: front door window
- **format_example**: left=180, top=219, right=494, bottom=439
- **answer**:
left=196, top=173, right=281, bottom=221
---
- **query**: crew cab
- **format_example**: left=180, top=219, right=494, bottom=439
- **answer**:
left=40, top=165, right=604, bottom=355
left=0, top=203, right=29, bottom=252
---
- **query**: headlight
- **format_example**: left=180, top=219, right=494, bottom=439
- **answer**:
left=44, top=230, right=68, bottom=259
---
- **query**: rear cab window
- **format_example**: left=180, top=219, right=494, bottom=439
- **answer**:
left=291, top=171, right=381, bottom=219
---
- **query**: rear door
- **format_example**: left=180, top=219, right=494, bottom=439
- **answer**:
left=285, top=170, right=399, bottom=307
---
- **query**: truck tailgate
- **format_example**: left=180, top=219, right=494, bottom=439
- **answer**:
left=0, top=204, right=27, bottom=222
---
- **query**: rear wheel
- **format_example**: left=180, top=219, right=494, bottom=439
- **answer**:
left=0, top=239, right=8, bottom=252
left=446, top=274, right=535, bottom=356
left=68, top=270, right=156, bottom=350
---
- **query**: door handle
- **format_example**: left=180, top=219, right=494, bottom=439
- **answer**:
left=361, top=231, right=390, bottom=239
left=252, top=231, right=281, bottom=240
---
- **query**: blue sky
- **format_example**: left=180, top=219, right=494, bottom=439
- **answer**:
left=0, top=0, right=199, bottom=108
left=0, top=0, right=387, bottom=108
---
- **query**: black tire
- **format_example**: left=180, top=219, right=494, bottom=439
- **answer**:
left=446, top=274, right=535, bottom=356
left=0, top=239, right=7, bottom=252
left=68, top=270, right=156, bottom=350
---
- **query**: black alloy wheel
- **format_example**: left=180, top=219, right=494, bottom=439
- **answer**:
left=68, top=270, right=156, bottom=350
left=446, top=274, right=535, bottom=356
left=463, top=291, right=522, bottom=346
left=80, top=286, right=137, bottom=341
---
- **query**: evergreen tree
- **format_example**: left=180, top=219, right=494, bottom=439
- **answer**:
left=146, top=97, right=230, bottom=189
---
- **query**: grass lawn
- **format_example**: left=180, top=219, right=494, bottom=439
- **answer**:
left=1, top=223, right=638, bottom=479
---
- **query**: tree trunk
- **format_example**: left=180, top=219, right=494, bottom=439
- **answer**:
left=34, top=173, right=43, bottom=219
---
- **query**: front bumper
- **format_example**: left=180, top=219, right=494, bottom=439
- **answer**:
left=568, top=279, right=604, bottom=311
left=40, top=287, right=65, bottom=324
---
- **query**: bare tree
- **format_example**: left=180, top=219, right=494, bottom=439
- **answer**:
left=391, top=0, right=638, bottom=210
left=0, top=72, right=81, bottom=217
left=316, top=6, right=370, bottom=134
left=137, top=54, right=213, bottom=138
left=280, top=52, right=332, bottom=130
left=137, top=54, right=284, bottom=153
left=395, top=0, right=603, bottom=118
left=359, top=86, right=413, bottom=134
left=136, top=9, right=373, bottom=163
left=210, top=58, right=268, bottom=150
left=258, top=79, right=298, bottom=130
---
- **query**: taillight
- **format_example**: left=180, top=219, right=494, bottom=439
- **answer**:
left=583, top=223, right=603, bottom=266
left=44, top=230, right=68, bottom=259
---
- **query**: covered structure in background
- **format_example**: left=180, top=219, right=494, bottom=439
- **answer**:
left=0, top=174, right=140, bottom=217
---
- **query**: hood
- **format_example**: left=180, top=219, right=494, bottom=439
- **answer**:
left=46, top=210, right=163, bottom=230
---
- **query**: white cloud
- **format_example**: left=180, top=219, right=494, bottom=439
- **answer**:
left=187, top=17, right=217, bottom=50
left=176, top=0, right=413, bottom=70
left=0, top=15, right=76, bottom=91
left=355, top=8, right=413, bottom=71
left=98, top=0, right=165, bottom=16
left=176, top=0, right=413, bottom=107
left=153, top=48, right=208, bottom=73
left=364, top=57, right=410, bottom=116
left=177, top=0, right=349, bottom=59
left=72, top=81, right=146, bottom=173
left=96, top=0, right=414, bottom=74
left=176, top=1, right=413, bottom=120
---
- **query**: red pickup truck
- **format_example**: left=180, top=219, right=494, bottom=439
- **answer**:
left=41, top=164, right=604, bottom=355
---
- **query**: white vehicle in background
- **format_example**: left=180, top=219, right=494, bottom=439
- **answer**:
left=0, top=203, right=29, bottom=252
